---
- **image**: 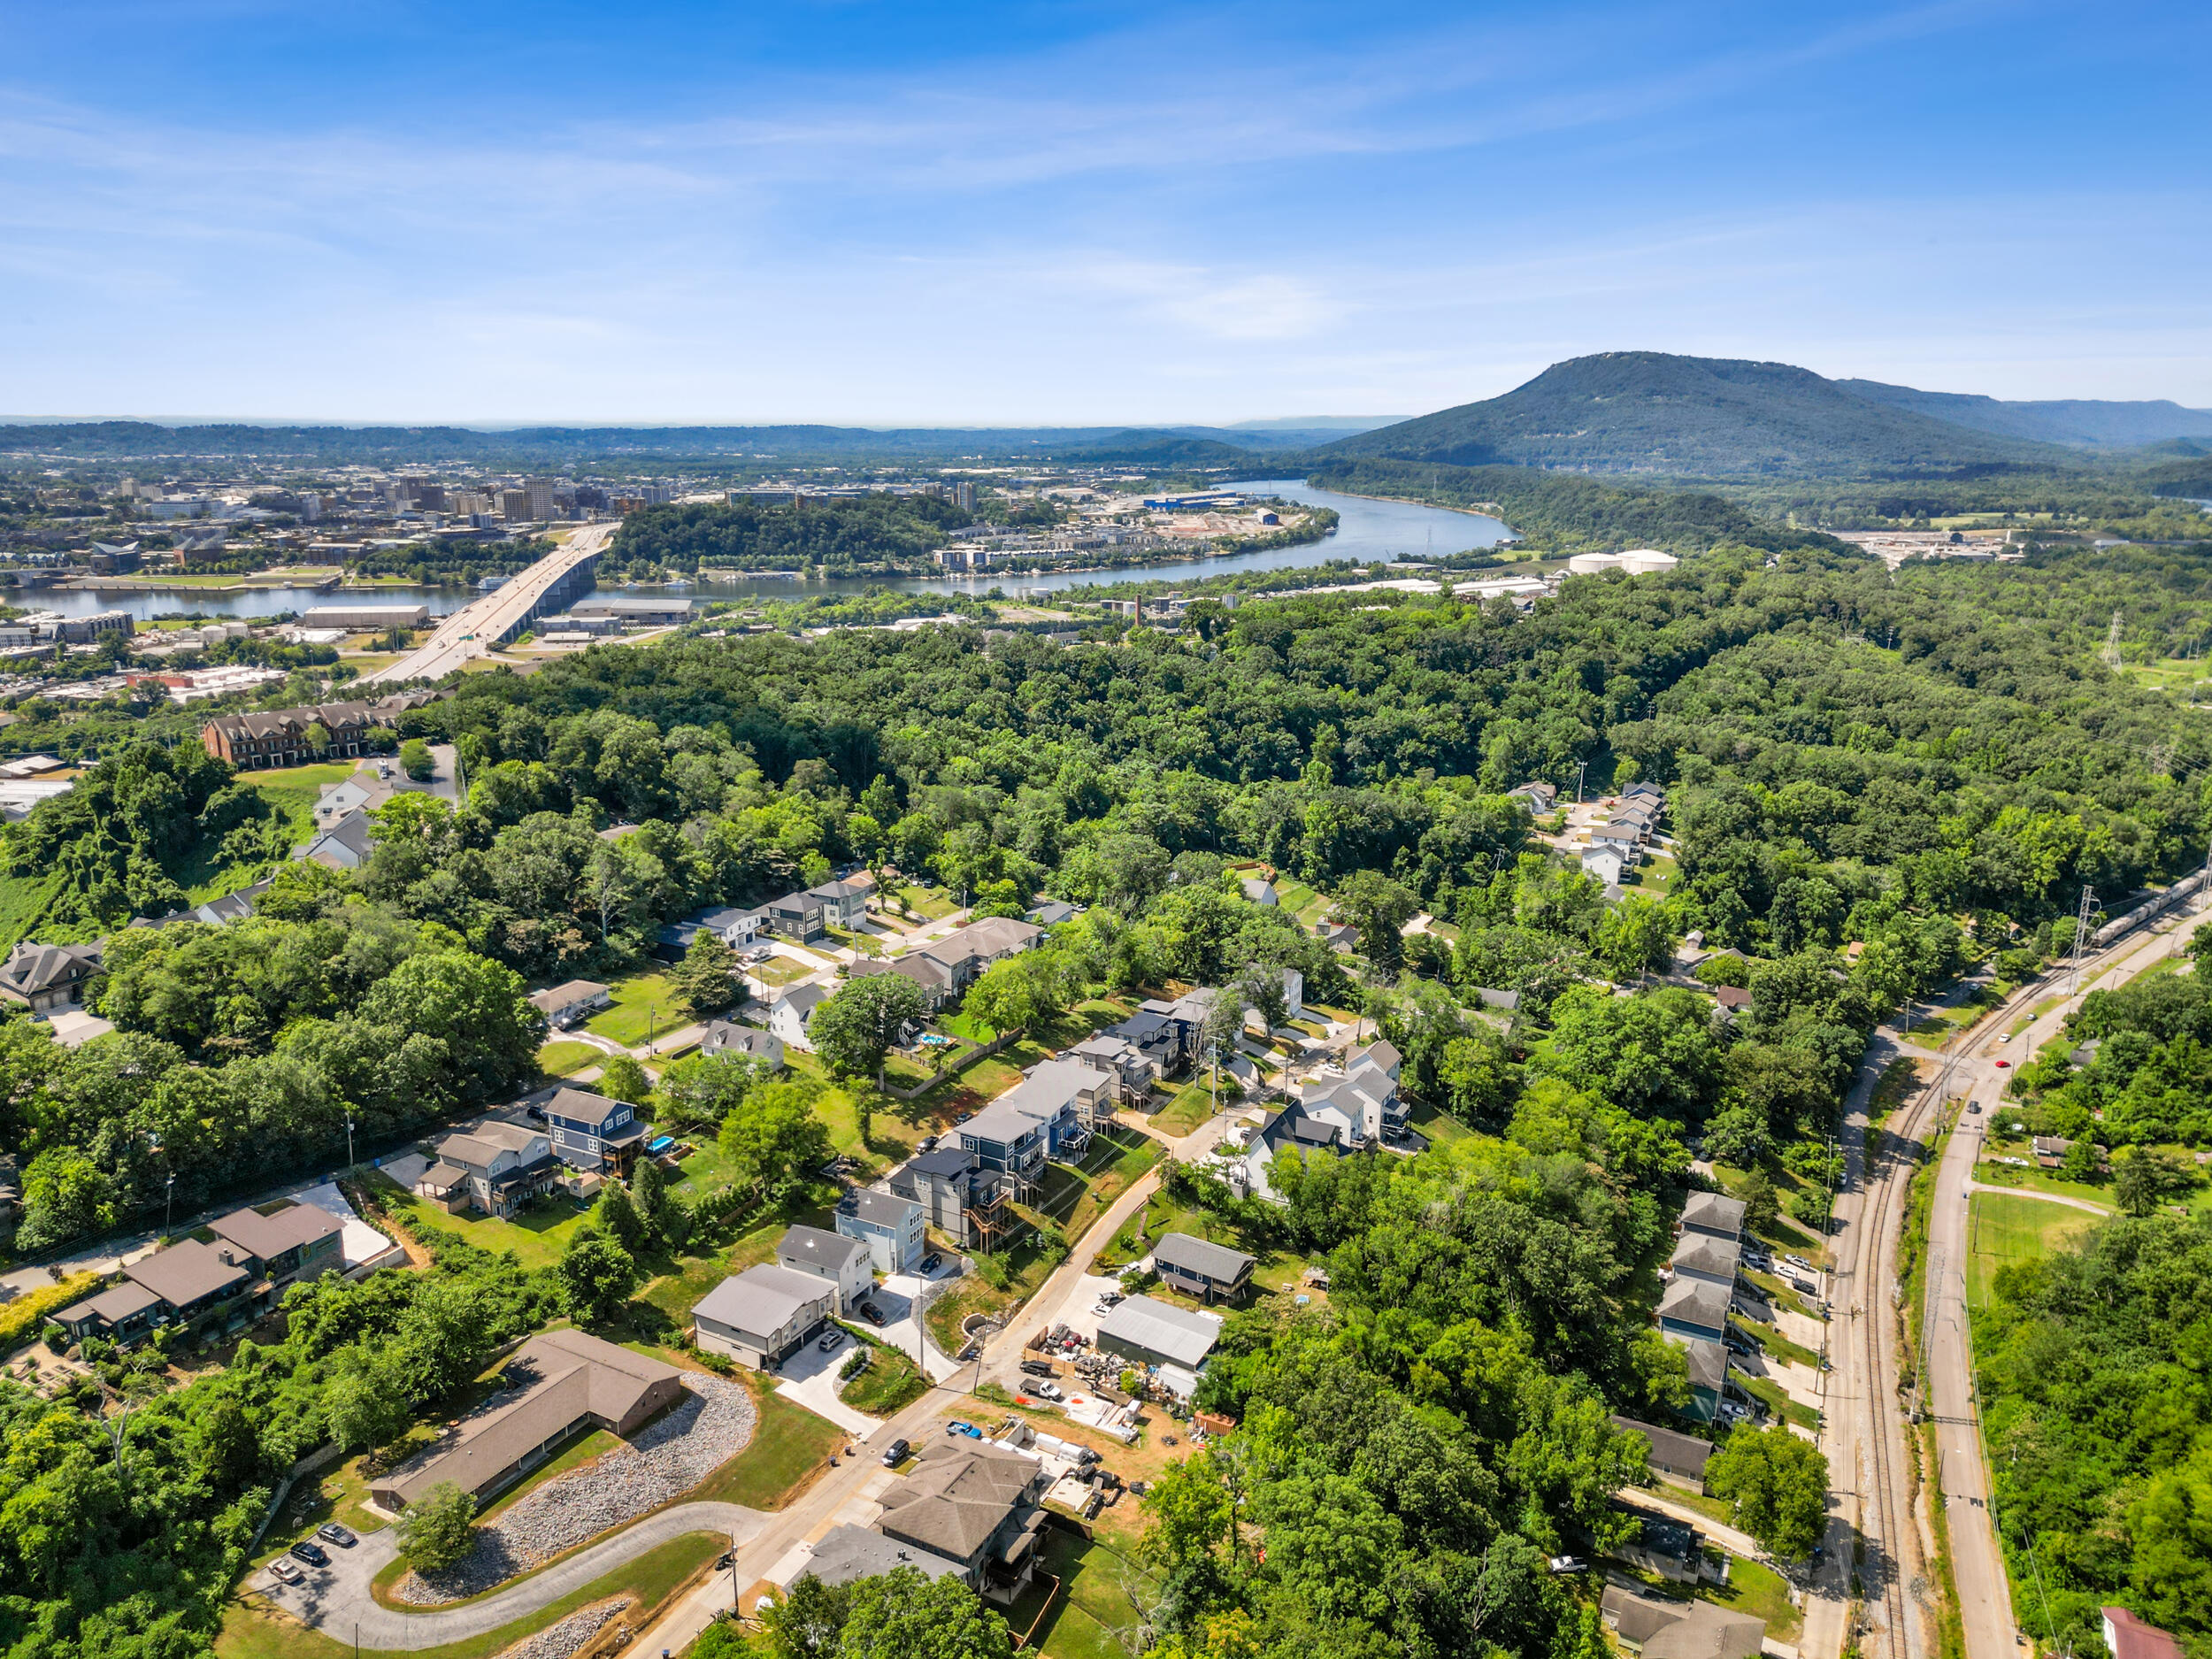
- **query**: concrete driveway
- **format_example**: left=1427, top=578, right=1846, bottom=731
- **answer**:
left=772, top=1329, right=877, bottom=1435
left=873, top=1265, right=968, bottom=1384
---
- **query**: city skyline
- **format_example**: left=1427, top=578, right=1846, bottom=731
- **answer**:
left=5, top=0, right=2209, bottom=422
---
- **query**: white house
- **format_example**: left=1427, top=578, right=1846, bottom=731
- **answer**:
left=1580, top=845, right=1628, bottom=887
left=776, top=1225, right=874, bottom=1313
left=770, top=984, right=829, bottom=1053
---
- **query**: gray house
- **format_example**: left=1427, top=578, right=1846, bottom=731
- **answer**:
left=1681, top=1190, right=1747, bottom=1242
left=1152, top=1233, right=1256, bottom=1304
left=836, top=1187, right=926, bottom=1274
left=777, top=1225, right=874, bottom=1313
left=1657, top=1276, right=1731, bottom=1345
left=693, top=1264, right=835, bottom=1368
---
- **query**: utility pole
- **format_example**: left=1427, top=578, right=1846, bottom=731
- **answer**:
left=2066, top=885, right=2096, bottom=1000
left=1574, top=759, right=1589, bottom=805
left=345, top=1116, right=355, bottom=1171
left=165, top=1172, right=175, bottom=1236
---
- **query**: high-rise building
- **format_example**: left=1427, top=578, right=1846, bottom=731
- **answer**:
left=299, top=493, right=323, bottom=523
left=501, top=489, right=534, bottom=521
left=953, top=480, right=978, bottom=512
left=523, top=477, right=557, bottom=519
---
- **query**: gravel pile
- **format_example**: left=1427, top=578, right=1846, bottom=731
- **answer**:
left=492, top=1595, right=634, bottom=1659
left=393, top=1373, right=756, bottom=1605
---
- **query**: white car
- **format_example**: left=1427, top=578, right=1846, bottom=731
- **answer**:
left=268, top=1558, right=303, bottom=1586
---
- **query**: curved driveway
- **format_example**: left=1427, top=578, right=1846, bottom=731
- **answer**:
left=267, top=1501, right=765, bottom=1650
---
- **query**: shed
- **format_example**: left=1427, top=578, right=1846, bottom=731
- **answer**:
left=1095, top=1294, right=1222, bottom=1371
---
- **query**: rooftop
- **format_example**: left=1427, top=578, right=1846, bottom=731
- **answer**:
left=1152, top=1232, right=1256, bottom=1283
left=1098, top=1294, right=1223, bottom=1369
left=206, top=1202, right=343, bottom=1264
left=695, top=1263, right=835, bottom=1334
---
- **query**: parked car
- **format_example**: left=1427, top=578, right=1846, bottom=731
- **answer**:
left=917, top=1137, right=940, bottom=1154
left=1785, top=1254, right=1811, bottom=1270
left=315, top=1523, right=357, bottom=1547
left=288, top=1541, right=328, bottom=1568
left=947, top=1420, right=979, bottom=1438
left=920, top=1253, right=943, bottom=1274
left=818, top=1328, right=845, bottom=1352
left=1096, top=1288, right=1124, bottom=1306
left=881, top=1438, right=911, bottom=1466
left=857, top=1303, right=886, bottom=1326
left=1020, top=1359, right=1056, bottom=1378
left=268, top=1558, right=303, bottom=1585
left=1968, top=1102, right=1982, bottom=1113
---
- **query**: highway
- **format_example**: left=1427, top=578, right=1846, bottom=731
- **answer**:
left=362, top=521, right=616, bottom=685
left=1809, top=902, right=2206, bottom=1659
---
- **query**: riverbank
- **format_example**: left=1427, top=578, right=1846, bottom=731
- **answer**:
left=65, top=569, right=342, bottom=593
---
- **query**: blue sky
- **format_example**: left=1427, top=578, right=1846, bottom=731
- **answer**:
left=4, top=0, right=2208, bottom=423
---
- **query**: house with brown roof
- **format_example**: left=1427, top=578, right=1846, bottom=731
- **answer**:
left=0, top=941, right=103, bottom=1015
left=54, top=1236, right=272, bottom=1348
left=1601, top=1586, right=1763, bottom=1659
left=199, top=693, right=434, bottom=768
left=369, top=1330, right=683, bottom=1510
left=875, top=1440, right=1048, bottom=1602
left=206, top=1202, right=345, bottom=1286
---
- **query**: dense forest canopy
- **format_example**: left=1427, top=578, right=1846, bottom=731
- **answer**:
left=609, top=494, right=974, bottom=573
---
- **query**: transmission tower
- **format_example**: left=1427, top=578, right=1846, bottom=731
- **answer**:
left=2066, top=884, right=2096, bottom=998
left=2102, top=611, right=2124, bottom=669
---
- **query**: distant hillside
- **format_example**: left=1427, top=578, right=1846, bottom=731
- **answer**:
left=0, top=419, right=1272, bottom=466
left=1836, top=380, right=2212, bottom=448
left=1048, top=429, right=1259, bottom=465
left=1324, top=351, right=2077, bottom=478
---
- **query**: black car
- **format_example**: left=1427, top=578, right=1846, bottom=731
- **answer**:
left=288, top=1541, right=329, bottom=1568
left=858, top=1302, right=887, bottom=1326
left=881, top=1438, right=911, bottom=1467
left=920, top=1253, right=943, bottom=1275
left=1020, top=1360, right=1056, bottom=1379
left=315, top=1523, right=357, bottom=1547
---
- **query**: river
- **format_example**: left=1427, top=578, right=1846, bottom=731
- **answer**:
left=21, top=480, right=1513, bottom=618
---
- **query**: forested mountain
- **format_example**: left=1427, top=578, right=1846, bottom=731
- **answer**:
left=1837, top=380, right=2212, bottom=449
left=1322, top=352, right=2075, bottom=477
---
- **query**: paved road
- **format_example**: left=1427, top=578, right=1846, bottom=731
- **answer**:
left=1919, top=907, right=2207, bottom=1659
left=364, top=522, right=616, bottom=685
left=1806, top=903, right=2207, bottom=1659
left=270, top=1500, right=767, bottom=1649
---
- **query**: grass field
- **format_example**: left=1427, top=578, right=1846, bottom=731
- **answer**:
left=536, top=1040, right=603, bottom=1078
left=371, top=1176, right=593, bottom=1271
left=216, top=1532, right=720, bottom=1659
left=840, top=1342, right=929, bottom=1416
left=1149, top=1080, right=1229, bottom=1138
left=1970, top=1161, right=2114, bottom=1214
left=584, top=972, right=686, bottom=1048
left=687, top=1371, right=845, bottom=1508
left=1739, top=1372, right=1820, bottom=1433
left=1010, top=1531, right=1161, bottom=1659
left=1704, top=1555, right=1801, bottom=1645
left=1966, top=1192, right=2099, bottom=1310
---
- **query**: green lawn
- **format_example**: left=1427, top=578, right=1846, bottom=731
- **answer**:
left=234, top=762, right=355, bottom=791
left=1704, top=1555, right=1801, bottom=1645
left=585, top=972, right=687, bottom=1048
left=1048, top=1131, right=1164, bottom=1245
left=1408, top=1099, right=1479, bottom=1145
left=1967, top=1192, right=2099, bottom=1310
left=1149, top=1080, right=1230, bottom=1138
left=687, top=1371, right=846, bottom=1509
left=881, top=884, right=959, bottom=922
left=752, top=956, right=812, bottom=988
left=1970, top=1161, right=2115, bottom=1214
left=370, top=1175, right=593, bottom=1271
left=218, top=1533, right=720, bottom=1659
left=1012, top=1531, right=1162, bottom=1659
left=839, top=1342, right=929, bottom=1416
left=1729, top=1311, right=1820, bottom=1372
left=536, top=1040, right=603, bottom=1078
left=1739, top=1373, right=1820, bottom=1432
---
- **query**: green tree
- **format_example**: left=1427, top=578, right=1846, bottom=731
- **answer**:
left=961, top=953, right=1060, bottom=1035
left=398, top=739, right=434, bottom=781
left=1333, top=871, right=1420, bottom=965
left=16, top=1148, right=117, bottom=1253
left=2112, top=1144, right=2167, bottom=1217
left=1740, top=1168, right=1779, bottom=1233
left=671, top=932, right=743, bottom=1018
left=2059, top=1138, right=2101, bottom=1185
left=555, top=1231, right=637, bottom=1325
left=597, top=1054, right=651, bottom=1104
left=718, top=1079, right=836, bottom=1195
left=833, top=1567, right=1015, bottom=1659
left=321, top=1349, right=411, bottom=1457
left=595, top=1182, right=644, bottom=1254
left=632, top=1155, right=673, bottom=1248
left=1706, top=1425, right=1831, bottom=1558
left=810, top=974, right=926, bottom=1081
left=1594, top=893, right=1680, bottom=982
left=656, top=1050, right=762, bottom=1131
left=761, top=1573, right=859, bottom=1659
left=395, top=1481, right=478, bottom=1573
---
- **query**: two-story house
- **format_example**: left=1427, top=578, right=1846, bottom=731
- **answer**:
left=835, top=1187, right=926, bottom=1274
left=769, top=984, right=828, bottom=1053
left=54, top=1237, right=272, bottom=1349
left=205, top=1202, right=345, bottom=1287
left=0, top=941, right=103, bottom=1016
left=775, top=1225, right=874, bottom=1313
left=1151, top=1233, right=1256, bottom=1304
left=957, top=1100, right=1049, bottom=1194
left=806, top=877, right=872, bottom=929
left=537, top=1087, right=648, bottom=1177
left=692, top=1263, right=835, bottom=1369
left=887, top=1146, right=1018, bottom=1251
left=699, top=1020, right=786, bottom=1070
left=418, top=1123, right=561, bottom=1217
left=1064, top=1034, right=1156, bottom=1104
left=875, top=1440, right=1049, bottom=1603
left=762, top=891, right=827, bottom=942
